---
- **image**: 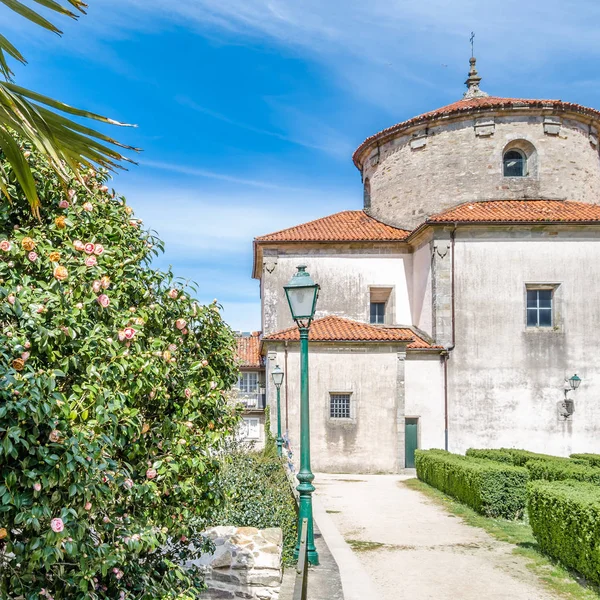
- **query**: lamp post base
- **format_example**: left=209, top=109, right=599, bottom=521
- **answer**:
left=276, top=437, right=284, bottom=458
left=294, top=477, right=319, bottom=565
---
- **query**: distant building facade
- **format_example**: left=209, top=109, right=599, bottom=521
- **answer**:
left=234, top=332, right=266, bottom=449
left=247, top=58, right=600, bottom=472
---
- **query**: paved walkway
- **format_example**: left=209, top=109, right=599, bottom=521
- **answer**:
left=313, top=473, right=556, bottom=600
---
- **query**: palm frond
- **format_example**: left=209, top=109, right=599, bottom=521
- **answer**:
left=0, top=0, right=136, bottom=215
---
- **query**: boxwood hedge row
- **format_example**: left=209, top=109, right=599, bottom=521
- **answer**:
left=466, top=448, right=515, bottom=464
left=571, top=454, right=600, bottom=468
left=528, top=480, right=600, bottom=585
left=415, top=449, right=528, bottom=519
left=526, top=459, right=600, bottom=485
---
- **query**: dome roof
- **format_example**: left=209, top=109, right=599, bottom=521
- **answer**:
left=353, top=58, right=600, bottom=168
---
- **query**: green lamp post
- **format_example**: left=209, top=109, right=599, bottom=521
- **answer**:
left=271, top=364, right=285, bottom=458
left=284, top=265, right=320, bottom=566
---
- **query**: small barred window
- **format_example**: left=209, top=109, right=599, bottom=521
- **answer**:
left=330, top=393, right=351, bottom=419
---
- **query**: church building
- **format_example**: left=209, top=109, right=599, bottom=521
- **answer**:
left=249, top=58, right=600, bottom=473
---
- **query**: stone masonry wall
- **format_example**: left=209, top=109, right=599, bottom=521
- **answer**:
left=191, top=526, right=283, bottom=600
left=362, top=113, right=600, bottom=230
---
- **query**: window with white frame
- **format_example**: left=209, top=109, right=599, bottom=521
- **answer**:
left=526, top=287, right=554, bottom=327
left=238, top=372, right=259, bottom=393
left=240, top=417, right=260, bottom=439
left=330, top=393, right=351, bottom=419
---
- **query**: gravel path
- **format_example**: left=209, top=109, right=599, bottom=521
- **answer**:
left=314, top=473, right=556, bottom=600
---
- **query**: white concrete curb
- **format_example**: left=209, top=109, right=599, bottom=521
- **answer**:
left=312, top=494, right=380, bottom=600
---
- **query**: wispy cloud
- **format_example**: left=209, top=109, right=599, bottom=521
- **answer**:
left=175, top=95, right=350, bottom=156
left=139, top=159, right=311, bottom=192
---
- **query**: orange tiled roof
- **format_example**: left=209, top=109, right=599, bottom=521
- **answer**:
left=262, top=315, right=440, bottom=349
left=255, top=211, right=410, bottom=243
left=235, top=332, right=263, bottom=368
left=426, top=200, right=600, bottom=224
left=353, top=96, right=600, bottom=167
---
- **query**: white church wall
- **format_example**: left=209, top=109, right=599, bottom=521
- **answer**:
left=405, top=355, right=446, bottom=451
left=448, top=228, right=600, bottom=457
left=361, top=113, right=600, bottom=230
left=411, top=239, right=433, bottom=336
left=266, top=343, right=405, bottom=473
left=261, top=246, right=412, bottom=335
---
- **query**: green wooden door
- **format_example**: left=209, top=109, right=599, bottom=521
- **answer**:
left=405, top=418, right=418, bottom=468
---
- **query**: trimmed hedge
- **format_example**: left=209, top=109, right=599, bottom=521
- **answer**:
left=528, top=480, right=600, bottom=585
left=501, top=448, right=569, bottom=467
left=571, top=454, right=600, bottom=468
left=466, top=449, right=515, bottom=464
left=526, top=459, right=600, bottom=485
left=415, top=450, right=528, bottom=519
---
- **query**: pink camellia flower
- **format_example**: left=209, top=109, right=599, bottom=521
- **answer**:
left=146, top=468, right=157, bottom=480
left=124, top=479, right=133, bottom=489
left=49, top=430, right=60, bottom=443
left=36, top=305, right=45, bottom=314
left=129, top=220, right=138, bottom=227
left=118, top=330, right=126, bottom=342
left=168, top=343, right=177, bottom=352
left=7, top=295, right=15, bottom=305
left=33, top=482, right=42, bottom=492
left=68, top=189, right=76, bottom=200
left=84, top=502, right=92, bottom=511
left=97, top=294, right=110, bottom=308
left=50, top=518, right=64, bottom=533
left=181, top=328, right=188, bottom=335
left=180, top=535, right=188, bottom=543
left=58, top=200, right=69, bottom=209
left=92, top=280, right=102, bottom=293
left=83, top=202, right=93, bottom=212
left=201, top=359, right=208, bottom=367
left=184, top=388, right=192, bottom=399
left=94, top=244, right=104, bottom=256
left=73, top=240, right=85, bottom=251
left=175, top=318, right=186, bottom=330
left=103, top=516, right=110, bottom=523
left=85, top=256, right=97, bottom=267
left=84, top=243, right=95, bottom=254
left=24, top=341, right=31, bottom=349
left=123, top=327, right=135, bottom=340
left=100, top=185, right=109, bottom=193
left=28, top=251, right=37, bottom=262
left=0, top=240, right=11, bottom=252
left=21, top=352, right=30, bottom=361
left=76, top=303, right=83, bottom=310
left=168, top=289, right=178, bottom=299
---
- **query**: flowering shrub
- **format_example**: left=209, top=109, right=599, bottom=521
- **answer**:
left=0, top=149, right=240, bottom=598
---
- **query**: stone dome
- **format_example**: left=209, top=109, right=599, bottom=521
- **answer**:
left=353, top=59, right=600, bottom=230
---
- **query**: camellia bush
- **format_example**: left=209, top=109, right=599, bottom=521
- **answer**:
left=0, top=146, right=240, bottom=598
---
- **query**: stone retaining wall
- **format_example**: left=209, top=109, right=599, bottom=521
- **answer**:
left=193, top=526, right=283, bottom=599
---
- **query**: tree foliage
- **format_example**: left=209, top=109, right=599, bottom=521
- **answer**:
left=0, top=146, right=240, bottom=599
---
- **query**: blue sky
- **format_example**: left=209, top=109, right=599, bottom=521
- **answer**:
left=3, top=0, right=600, bottom=330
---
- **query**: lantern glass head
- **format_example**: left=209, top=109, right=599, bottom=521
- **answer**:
left=272, top=364, right=284, bottom=388
left=569, top=374, right=582, bottom=390
left=284, top=265, right=319, bottom=324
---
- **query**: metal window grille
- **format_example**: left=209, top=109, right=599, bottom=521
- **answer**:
left=526, top=289, right=553, bottom=327
left=330, top=393, right=351, bottom=419
left=370, top=302, right=385, bottom=324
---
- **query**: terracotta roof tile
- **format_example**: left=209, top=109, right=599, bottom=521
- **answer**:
left=262, top=315, right=440, bottom=349
left=353, top=96, right=600, bottom=167
left=235, top=332, right=263, bottom=368
left=426, top=200, right=600, bottom=224
left=255, top=211, right=410, bottom=243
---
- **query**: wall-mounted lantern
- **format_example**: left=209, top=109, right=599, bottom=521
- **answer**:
left=562, top=373, right=582, bottom=418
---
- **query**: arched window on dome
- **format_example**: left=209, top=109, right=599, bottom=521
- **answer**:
left=503, top=149, right=526, bottom=177
left=363, top=178, right=371, bottom=210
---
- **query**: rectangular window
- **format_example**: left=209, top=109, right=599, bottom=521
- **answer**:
left=238, top=372, right=259, bottom=393
left=527, top=288, right=553, bottom=327
left=330, top=393, right=351, bottom=419
left=241, top=417, right=260, bottom=439
left=370, top=302, right=385, bottom=324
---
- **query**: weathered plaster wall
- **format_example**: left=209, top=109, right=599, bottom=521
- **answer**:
left=266, top=343, right=406, bottom=473
left=411, top=239, right=433, bottom=336
left=448, top=227, right=600, bottom=456
left=362, top=114, right=600, bottom=230
left=405, top=355, right=446, bottom=451
left=261, top=247, right=412, bottom=335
